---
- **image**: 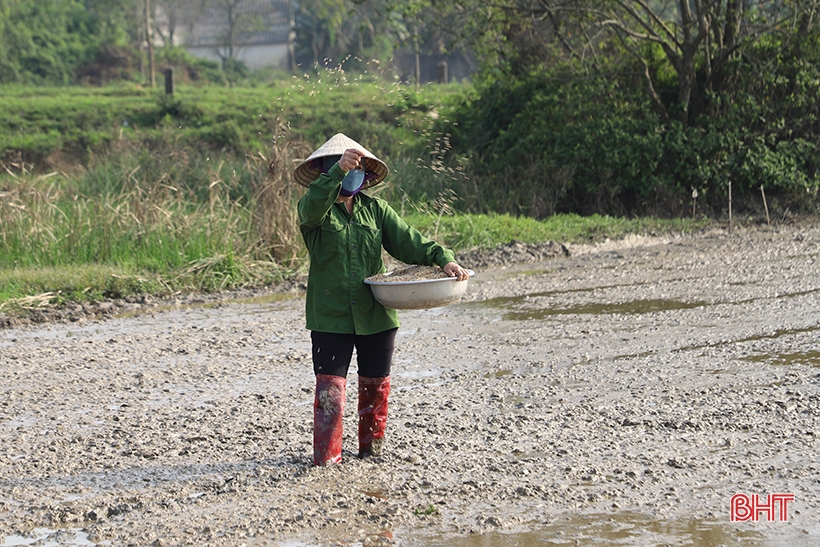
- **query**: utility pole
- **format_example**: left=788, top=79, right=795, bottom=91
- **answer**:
left=413, top=24, right=420, bottom=90
left=287, top=0, right=296, bottom=72
left=145, top=0, right=155, bottom=87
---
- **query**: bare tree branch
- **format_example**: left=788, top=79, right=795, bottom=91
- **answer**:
left=613, top=28, right=669, bottom=122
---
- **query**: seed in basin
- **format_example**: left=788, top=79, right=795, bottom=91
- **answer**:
left=364, top=265, right=475, bottom=310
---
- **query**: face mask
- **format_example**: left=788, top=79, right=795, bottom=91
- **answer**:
left=339, top=167, right=365, bottom=196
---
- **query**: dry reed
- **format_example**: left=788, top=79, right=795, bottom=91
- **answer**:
left=1, top=132, right=313, bottom=295
left=252, top=119, right=310, bottom=266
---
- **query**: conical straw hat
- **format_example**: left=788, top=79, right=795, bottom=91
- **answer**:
left=293, top=133, right=389, bottom=188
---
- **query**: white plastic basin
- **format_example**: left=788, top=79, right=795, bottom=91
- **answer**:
left=364, top=270, right=475, bottom=310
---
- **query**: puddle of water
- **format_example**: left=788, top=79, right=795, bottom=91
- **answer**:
left=468, top=273, right=718, bottom=312
left=408, top=511, right=808, bottom=547
left=360, top=489, right=388, bottom=500
left=470, top=282, right=819, bottom=324
left=741, top=350, right=820, bottom=368
left=675, top=324, right=820, bottom=353
left=499, top=298, right=708, bottom=321
left=612, top=350, right=657, bottom=361
left=517, top=267, right=557, bottom=276
left=466, top=287, right=603, bottom=310
left=485, top=369, right=513, bottom=378
left=1, top=528, right=101, bottom=547
left=778, top=287, right=820, bottom=299
left=115, top=292, right=299, bottom=320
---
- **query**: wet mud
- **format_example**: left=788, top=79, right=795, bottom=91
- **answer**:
left=1, top=223, right=819, bottom=546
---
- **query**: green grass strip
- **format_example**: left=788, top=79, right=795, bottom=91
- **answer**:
left=0, top=212, right=711, bottom=309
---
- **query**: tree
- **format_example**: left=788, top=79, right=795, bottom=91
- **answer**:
left=153, top=0, right=207, bottom=46
left=427, top=0, right=819, bottom=126
left=0, top=0, right=97, bottom=83
left=145, top=0, right=155, bottom=86
left=575, top=0, right=751, bottom=125
left=84, top=0, right=142, bottom=47
left=292, top=0, right=439, bottom=74
left=204, top=0, right=267, bottom=67
left=294, top=0, right=355, bottom=68
left=82, top=0, right=152, bottom=81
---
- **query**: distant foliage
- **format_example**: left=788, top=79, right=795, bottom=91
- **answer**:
left=441, top=33, right=820, bottom=218
left=1, top=0, right=818, bottom=218
left=445, top=76, right=668, bottom=217
left=0, top=0, right=99, bottom=84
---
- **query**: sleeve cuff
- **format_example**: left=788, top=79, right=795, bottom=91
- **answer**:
left=327, top=162, right=346, bottom=182
left=435, top=249, right=456, bottom=268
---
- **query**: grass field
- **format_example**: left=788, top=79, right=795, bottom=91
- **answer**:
left=0, top=77, right=468, bottom=163
left=0, top=176, right=710, bottom=310
left=1, top=80, right=710, bottom=312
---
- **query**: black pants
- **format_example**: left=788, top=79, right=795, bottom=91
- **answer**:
left=311, top=328, right=398, bottom=379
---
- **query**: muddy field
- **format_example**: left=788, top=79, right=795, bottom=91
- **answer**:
left=1, top=222, right=819, bottom=547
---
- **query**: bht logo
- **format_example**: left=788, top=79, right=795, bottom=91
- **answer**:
left=730, top=493, right=795, bottom=522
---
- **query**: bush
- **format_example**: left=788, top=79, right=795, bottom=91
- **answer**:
left=442, top=76, right=672, bottom=217
left=155, top=47, right=229, bottom=85
left=0, top=0, right=103, bottom=84
left=441, top=64, right=820, bottom=218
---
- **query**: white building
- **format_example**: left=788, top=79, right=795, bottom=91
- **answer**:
left=159, top=0, right=294, bottom=71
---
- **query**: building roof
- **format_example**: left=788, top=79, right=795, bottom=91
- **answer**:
left=184, top=0, right=291, bottom=48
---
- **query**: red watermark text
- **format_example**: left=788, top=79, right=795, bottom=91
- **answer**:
left=730, top=493, right=795, bottom=522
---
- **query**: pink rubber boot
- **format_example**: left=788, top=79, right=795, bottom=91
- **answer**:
left=313, top=374, right=346, bottom=466
left=357, top=376, right=390, bottom=458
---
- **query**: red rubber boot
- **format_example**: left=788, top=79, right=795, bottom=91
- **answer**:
left=357, top=376, right=390, bottom=458
left=313, top=374, right=346, bottom=466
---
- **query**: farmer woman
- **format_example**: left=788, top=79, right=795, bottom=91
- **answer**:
left=294, top=133, right=470, bottom=466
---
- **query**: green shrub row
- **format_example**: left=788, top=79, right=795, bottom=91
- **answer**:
left=436, top=31, right=820, bottom=219
left=0, top=78, right=463, bottom=166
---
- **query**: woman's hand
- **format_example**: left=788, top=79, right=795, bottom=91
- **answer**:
left=339, top=148, right=367, bottom=172
left=443, top=262, right=471, bottom=281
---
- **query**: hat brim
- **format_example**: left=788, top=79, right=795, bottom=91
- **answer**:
left=293, top=133, right=389, bottom=188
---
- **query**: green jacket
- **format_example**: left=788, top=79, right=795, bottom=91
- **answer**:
left=298, top=163, right=456, bottom=334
